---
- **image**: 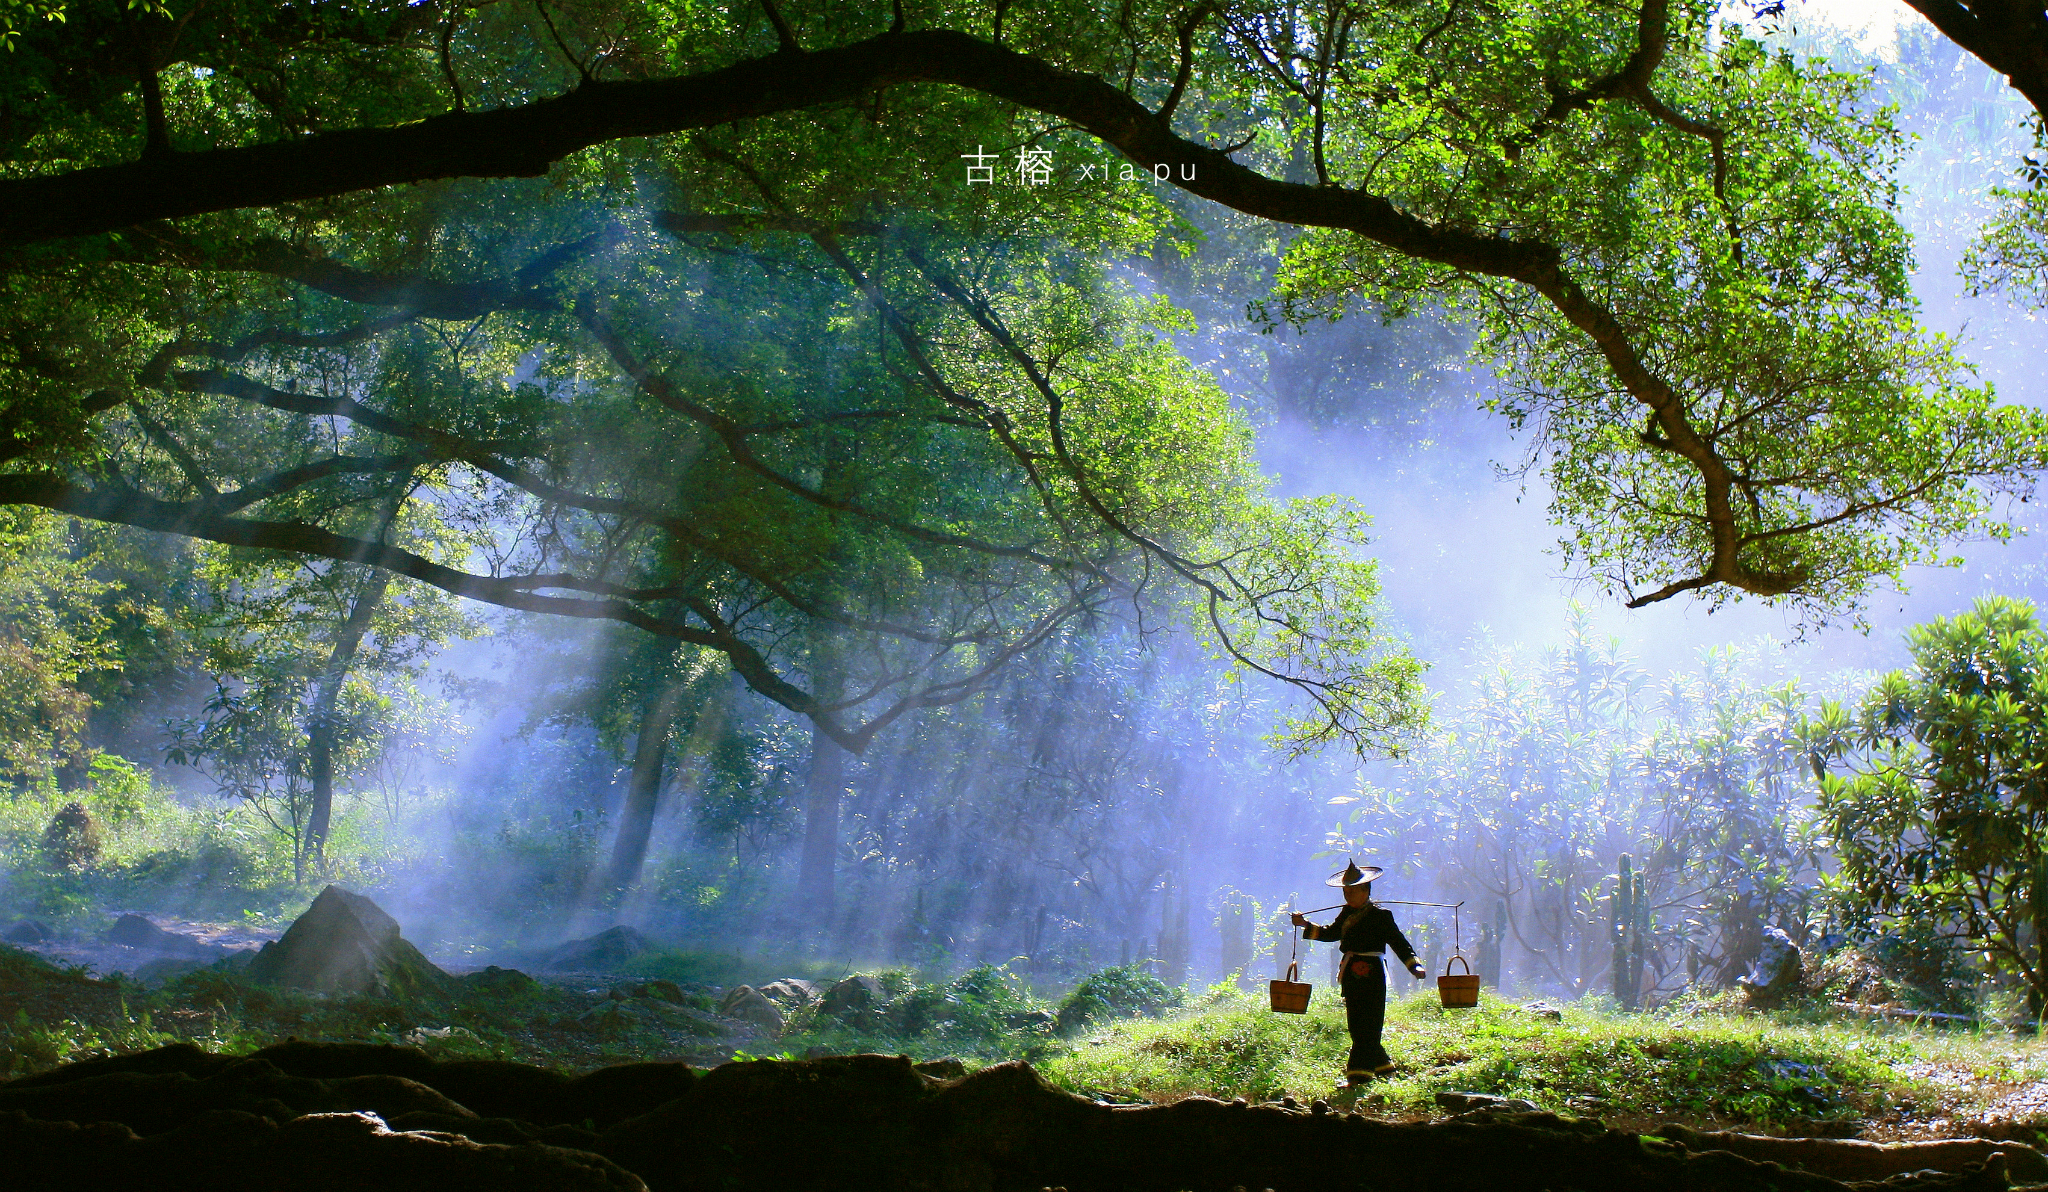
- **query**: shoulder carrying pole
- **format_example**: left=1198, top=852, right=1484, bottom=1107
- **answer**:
left=1301, top=899, right=1465, bottom=914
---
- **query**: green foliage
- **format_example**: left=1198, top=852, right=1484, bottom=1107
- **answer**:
left=1045, top=987, right=2033, bottom=1129
left=1326, top=606, right=1831, bottom=998
left=1253, top=1, right=2048, bottom=622
left=0, top=509, right=124, bottom=783
left=776, top=964, right=1058, bottom=1062
left=9, top=0, right=2033, bottom=774
left=0, top=0, right=66, bottom=52
left=163, top=539, right=478, bottom=878
left=1966, top=133, right=2048, bottom=307
left=0, top=749, right=436, bottom=925
left=1053, top=963, right=1184, bottom=1037
left=1807, top=595, right=2048, bottom=1020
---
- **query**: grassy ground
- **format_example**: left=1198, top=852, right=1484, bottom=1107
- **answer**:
left=1042, top=985, right=2048, bottom=1141
left=0, top=945, right=748, bottom=1077
left=9, top=938, right=2048, bottom=1147
left=0, top=946, right=1074, bottom=1078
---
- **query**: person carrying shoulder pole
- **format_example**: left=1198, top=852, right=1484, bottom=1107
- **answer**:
left=1291, top=859, right=1426, bottom=1086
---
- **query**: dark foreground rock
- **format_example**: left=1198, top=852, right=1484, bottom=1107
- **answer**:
left=4, top=1044, right=2040, bottom=1192
left=245, top=886, right=447, bottom=996
left=0, top=1109, right=645, bottom=1191
left=1657, top=1125, right=2048, bottom=1184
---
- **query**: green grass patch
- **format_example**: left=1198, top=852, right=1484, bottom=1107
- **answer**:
left=1043, top=986, right=2048, bottom=1132
left=778, top=963, right=1058, bottom=1063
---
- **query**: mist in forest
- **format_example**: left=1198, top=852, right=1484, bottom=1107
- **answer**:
left=6, top=3, right=2046, bottom=1019
left=312, top=21, right=2044, bottom=1005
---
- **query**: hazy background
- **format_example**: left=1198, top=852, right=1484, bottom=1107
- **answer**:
left=7, top=0, right=2041, bottom=1012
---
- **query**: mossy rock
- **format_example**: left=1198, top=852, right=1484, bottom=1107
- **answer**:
left=244, top=886, right=448, bottom=998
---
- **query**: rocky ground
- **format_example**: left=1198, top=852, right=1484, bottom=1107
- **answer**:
left=5, top=891, right=2047, bottom=1189
left=3, top=1043, right=2044, bottom=1192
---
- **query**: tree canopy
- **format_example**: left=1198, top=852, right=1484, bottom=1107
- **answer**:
left=3, top=0, right=2046, bottom=752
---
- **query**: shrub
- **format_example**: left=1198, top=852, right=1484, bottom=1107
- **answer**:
left=1054, top=964, right=1183, bottom=1036
left=40, top=802, right=102, bottom=871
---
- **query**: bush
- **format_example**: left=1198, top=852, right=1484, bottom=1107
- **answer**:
left=771, top=964, right=1055, bottom=1062
left=40, top=802, right=103, bottom=871
left=1054, top=964, right=1183, bottom=1036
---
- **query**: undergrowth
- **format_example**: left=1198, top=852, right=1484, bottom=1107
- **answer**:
left=11, top=931, right=2048, bottom=1143
left=779, top=963, right=1059, bottom=1062
left=1043, top=986, right=2048, bottom=1134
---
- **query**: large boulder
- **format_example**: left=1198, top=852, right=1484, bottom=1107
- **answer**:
left=718, top=985, right=783, bottom=1033
left=819, top=973, right=885, bottom=1019
left=1737, top=927, right=1805, bottom=1009
left=101, top=914, right=220, bottom=960
left=3, top=919, right=53, bottom=945
left=755, top=978, right=815, bottom=1008
left=539, top=927, right=650, bottom=972
left=245, top=886, right=447, bottom=997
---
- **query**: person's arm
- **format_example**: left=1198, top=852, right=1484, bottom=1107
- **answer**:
left=1384, top=913, right=1428, bottom=978
left=1291, top=911, right=1336, bottom=941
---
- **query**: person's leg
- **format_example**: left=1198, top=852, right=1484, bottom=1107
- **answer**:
left=1359, top=959, right=1392, bottom=1072
left=1342, top=973, right=1371, bottom=1082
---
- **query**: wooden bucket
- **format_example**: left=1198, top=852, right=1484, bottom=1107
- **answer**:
left=1269, top=962, right=1312, bottom=1014
left=1437, top=955, right=1480, bottom=1008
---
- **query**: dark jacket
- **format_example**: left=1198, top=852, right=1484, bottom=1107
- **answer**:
left=1304, top=904, right=1419, bottom=965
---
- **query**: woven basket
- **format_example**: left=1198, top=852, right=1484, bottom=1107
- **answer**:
left=1269, top=961, right=1311, bottom=1013
left=1437, top=954, right=1480, bottom=1008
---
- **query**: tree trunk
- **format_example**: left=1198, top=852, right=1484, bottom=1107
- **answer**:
left=304, top=567, right=390, bottom=871
left=799, top=727, right=845, bottom=915
left=2029, top=852, right=2048, bottom=1030
left=797, top=612, right=846, bottom=918
left=598, top=680, right=686, bottom=896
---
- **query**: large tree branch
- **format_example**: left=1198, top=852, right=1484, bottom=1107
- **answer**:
left=171, top=364, right=1021, bottom=647
left=1899, top=0, right=2048, bottom=120
left=0, top=23, right=1854, bottom=604
left=112, top=225, right=606, bottom=319
left=574, top=295, right=1086, bottom=573
left=0, top=467, right=896, bottom=749
left=1, top=28, right=1551, bottom=275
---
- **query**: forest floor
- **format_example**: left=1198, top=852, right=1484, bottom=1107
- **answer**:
left=1047, top=986, right=2048, bottom=1145
left=4, top=937, right=2046, bottom=1148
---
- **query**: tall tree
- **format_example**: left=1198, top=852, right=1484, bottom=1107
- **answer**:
left=301, top=564, right=391, bottom=867
left=601, top=675, right=687, bottom=897
left=1, top=0, right=2035, bottom=636
left=165, top=484, right=475, bottom=879
left=0, top=509, right=123, bottom=785
left=1806, top=596, right=2048, bottom=1023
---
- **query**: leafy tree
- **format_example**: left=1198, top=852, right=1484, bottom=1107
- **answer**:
left=0, top=509, right=126, bottom=784
left=164, top=495, right=478, bottom=878
left=4, top=126, right=1420, bottom=763
left=1325, top=608, right=1827, bottom=998
left=1806, top=595, right=2048, bottom=1022
left=3, top=0, right=2040, bottom=637
left=517, top=624, right=749, bottom=899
